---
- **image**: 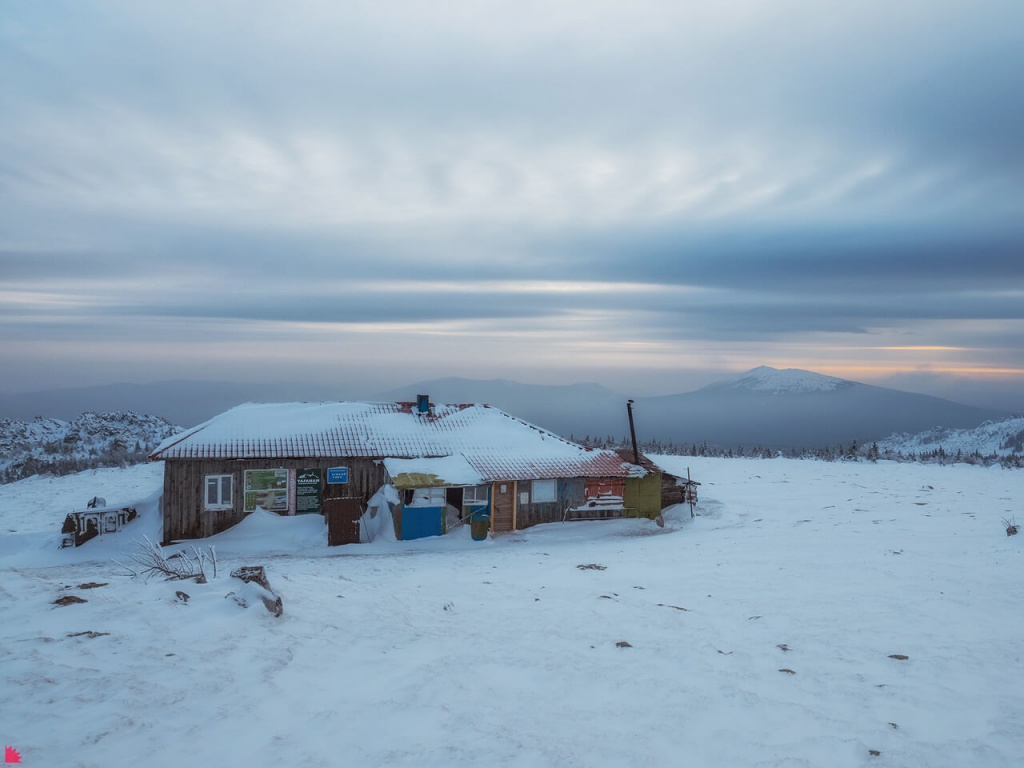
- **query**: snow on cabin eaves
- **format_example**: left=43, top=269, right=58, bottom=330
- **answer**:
left=149, top=401, right=641, bottom=480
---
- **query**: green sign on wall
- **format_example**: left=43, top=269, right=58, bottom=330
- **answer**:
left=296, top=468, right=323, bottom=515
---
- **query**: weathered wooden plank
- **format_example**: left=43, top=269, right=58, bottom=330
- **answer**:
left=514, top=478, right=587, bottom=529
left=160, top=457, right=387, bottom=542
left=490, top=480, right=514, bottom=533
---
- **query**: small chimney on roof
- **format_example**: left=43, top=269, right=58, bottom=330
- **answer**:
left=416, top=394, right=430, bottom=415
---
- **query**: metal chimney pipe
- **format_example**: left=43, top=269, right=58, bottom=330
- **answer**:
left=626, top=399, right=640, bottom=465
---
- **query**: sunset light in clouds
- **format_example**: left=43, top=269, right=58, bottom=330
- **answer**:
left=1, top=1, right=1022, bottom=410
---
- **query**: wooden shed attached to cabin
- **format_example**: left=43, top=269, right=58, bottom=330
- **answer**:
left=613, top=449, right=699, bottom=514
left=150, top=399, right=654, bottom=544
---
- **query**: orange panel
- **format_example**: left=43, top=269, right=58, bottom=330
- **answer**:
left=584, top=479, right=624, bottom=499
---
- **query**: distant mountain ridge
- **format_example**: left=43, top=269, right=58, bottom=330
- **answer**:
left=878, top=416, right=1024, bottom=459
left=713, top=366, right=851, bottom=394
left=0, top=367, right=1011, bottom=456
left=636, top=366, right=1007, bottom=449
left=0, top=411, right=181, bottom=483
left=378, top=367, right=1009, bottom=450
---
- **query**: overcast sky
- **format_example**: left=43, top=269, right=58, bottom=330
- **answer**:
left=2, top=0, right=1023, bottom=409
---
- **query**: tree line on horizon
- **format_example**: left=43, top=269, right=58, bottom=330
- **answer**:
left=571, top=434, right=1024, bottom=469
left=3, top=430, right=1022, bottom=487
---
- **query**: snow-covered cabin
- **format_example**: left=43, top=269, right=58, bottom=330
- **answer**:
left=149, top=399, right=666, bottom=543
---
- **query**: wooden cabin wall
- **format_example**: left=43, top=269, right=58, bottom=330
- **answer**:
left=515, top=478, right=587, bottom=530
left=660, top=475, right=686, bottom=508
left=160, top=457, right=387, bottom=542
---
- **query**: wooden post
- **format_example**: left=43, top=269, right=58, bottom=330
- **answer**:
left=512, top=481, right=518, bottom=530
left=688, top=467, right=694, bottom=518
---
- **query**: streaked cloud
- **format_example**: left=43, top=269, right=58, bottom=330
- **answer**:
left=0, top=0, right=1022, bottom=408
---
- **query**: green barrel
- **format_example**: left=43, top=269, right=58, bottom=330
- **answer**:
left=470, top=510, right=490, bottom=541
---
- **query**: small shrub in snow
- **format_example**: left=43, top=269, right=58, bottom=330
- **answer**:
left=114, top=536, right=217, bottom=582
left=1003, top=517, right=1019, bottom=536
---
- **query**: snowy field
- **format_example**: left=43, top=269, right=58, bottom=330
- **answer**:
left=2, top=457, right=1023, bottom=767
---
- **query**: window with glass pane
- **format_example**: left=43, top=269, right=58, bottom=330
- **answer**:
left=464, top=485, right=489, bottom=504
left=205, top=475, right=233, bottom=509
left=531, top=479, right=556, bottom=503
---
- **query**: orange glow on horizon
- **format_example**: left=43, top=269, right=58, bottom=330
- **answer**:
left=871, top=346, right=965, bottom=351
left=772, top=363, right=1024, bottom=380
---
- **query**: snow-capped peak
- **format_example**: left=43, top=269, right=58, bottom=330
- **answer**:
left=725, top=366, right=852, bottom=394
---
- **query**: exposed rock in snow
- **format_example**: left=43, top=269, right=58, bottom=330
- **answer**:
left=0, top=411, right=180, bottom=483
left=230, top=565, right=283, bottom=617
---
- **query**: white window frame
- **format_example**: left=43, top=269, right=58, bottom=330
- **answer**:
left=463, top=485, right=489, bottom=504
left=205, top=475, right=233, bottom=510
left=531, top=479, right=557, bottom=503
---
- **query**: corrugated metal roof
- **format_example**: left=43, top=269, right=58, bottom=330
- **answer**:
left=151, top=401, right=642, bottom=481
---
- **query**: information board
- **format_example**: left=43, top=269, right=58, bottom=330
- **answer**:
left=327, top=466, right=349, bottom=484
left=243, top=469, right=289, bottom=513
left=296, top=468, right=323, bottom=514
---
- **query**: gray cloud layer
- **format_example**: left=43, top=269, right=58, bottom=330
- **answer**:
left=2, top=0, right=1023, bottom=401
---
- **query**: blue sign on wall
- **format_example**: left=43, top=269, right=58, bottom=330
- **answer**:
left=327, top=467, right=349, bottom=484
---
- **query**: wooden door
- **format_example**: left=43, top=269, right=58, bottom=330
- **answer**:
left=325, top=497, right=363, bottom=546
left=490, top=481, right=515, bottom=533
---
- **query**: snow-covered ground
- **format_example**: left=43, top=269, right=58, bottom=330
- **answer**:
left=1, top=457, right=1023, bottom=767
left=0, top=463, right=166, bottom=535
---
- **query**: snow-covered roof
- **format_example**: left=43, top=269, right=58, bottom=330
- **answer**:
left=150, top=401, right=643, bottom=481
left=382, top=455, right=484, bottom=488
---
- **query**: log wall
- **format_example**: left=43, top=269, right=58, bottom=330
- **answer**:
left=160, top=457, right=387, bottom=542
left=514, top=478, right=587, bottom=529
